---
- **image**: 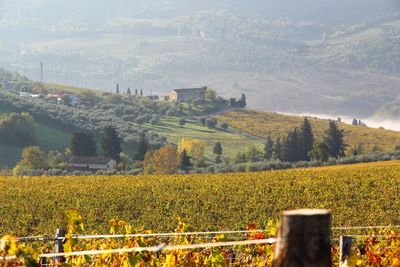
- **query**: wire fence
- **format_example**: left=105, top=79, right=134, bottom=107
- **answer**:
left=332, top=225, right=400, bottom=230
left=14, top=224, right=400, bottom=242
left=16, top=229, right=267, bottom=242
left=0, top=238, right=276, bottom=261
left=3, top=224, right=400, bottom=265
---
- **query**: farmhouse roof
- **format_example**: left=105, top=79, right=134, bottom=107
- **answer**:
left=172, top=87, right=207, bottom=93
left=69, top=156, right=114, bottom=165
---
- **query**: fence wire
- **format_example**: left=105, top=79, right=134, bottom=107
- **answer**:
left=0, top=238, right=276, bottom=261
left=14, top=224, right=400, bottom=242
left=16, top=229, right=267, bottom=242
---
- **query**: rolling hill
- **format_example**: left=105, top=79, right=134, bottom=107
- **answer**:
left=217, top=110, right=400, bottom=153
left=1, top=96, right=399, bottom=168
left=42, top=82, right=100, bottom=95
left=0, top=104, right=72, bottom=168
left=142, top=116, right=263, bottom=161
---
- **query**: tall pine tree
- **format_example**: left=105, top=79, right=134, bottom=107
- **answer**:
left=323, top=120, right=347, bottom=158
left=283, top=128, right=302, bottom=162
left=100, top=126, right=122, bottom=161
left=70, top=132, right=97, bottom=157
left=264, top=136, right=274, bottom=160
left=299, top=117, right=314, bottom=161
left=136, top=134, right=148, bottom=161
left=180, top=149, right=192, bottom=170
left=213, top=142, right=223, bottom=163
left=274, top=137, right=283, bottom=161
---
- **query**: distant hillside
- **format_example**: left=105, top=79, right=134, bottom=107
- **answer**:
left=0, top=1, right=399, bottom=117
left=374, top=97, right=400, bottom=119
left=217, top=110, right=400, bottom=153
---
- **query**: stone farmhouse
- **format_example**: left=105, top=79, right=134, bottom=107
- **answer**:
left=169, top=87, right=207, bottom=102
left=69, top=156, right=116, bottom=172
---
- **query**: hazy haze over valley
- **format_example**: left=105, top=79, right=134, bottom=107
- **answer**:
left=1, top=0, right=400, bottom=121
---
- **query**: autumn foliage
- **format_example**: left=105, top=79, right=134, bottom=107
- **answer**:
left=144, top=145, right=179, bottom=174
left=178, top=138, right=206, bottom=163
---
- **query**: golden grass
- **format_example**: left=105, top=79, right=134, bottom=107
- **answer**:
left=217, top=110, right=400, bottom=153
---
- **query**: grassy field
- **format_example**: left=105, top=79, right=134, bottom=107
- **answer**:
left=1, top=160, right=400, bottom=236
left=143, top=116, right=263, bottom=160
left=35, top=123, right=72, bottom=152
left=180, top=101, right=229, bottom=116
left=42, top=82, right=100, bottom=95
left=0, top=105, right=73, bottom=167
left=217, top=110, right=400, bottom=153
left=0, top=123, right=72, bottom=167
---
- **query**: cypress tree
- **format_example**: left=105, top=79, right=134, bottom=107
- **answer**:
left=181, top=149, right=192, bottom=169
left=116, top=84, right=120, bottom=94
left=100, top=126, right=122, bottom=161
left=213, top=142, right=223, bottom=156
left=238, top=94, right=247, bottom=108
left=264, top=136, right=274, bottom=160
left=140, top=89, right=143, bottom=96
left=127, top=87, right=131, bottom=96
left=135, top=88, right=138, bottom=95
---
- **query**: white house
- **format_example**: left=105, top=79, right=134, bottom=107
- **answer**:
left=69, top=156, right=117, bottom=172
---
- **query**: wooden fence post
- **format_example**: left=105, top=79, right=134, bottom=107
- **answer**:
left=339, top=236, right=352, bottom=266
left=39, top=256, right=46, bottom=267
left=54, top=228, right=66, bottom=265
left=272, top=209, right=332, bottom=267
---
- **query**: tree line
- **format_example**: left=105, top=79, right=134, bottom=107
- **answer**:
left=262, top=118, right=346, bottom=163
left=13, top=125, right=150, bottom=175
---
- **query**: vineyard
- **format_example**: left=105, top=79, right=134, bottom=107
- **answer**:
left=1, top=161, right=400, bottom=265
left=217, top=110, right=400, bottom=153
left=1, top=161, right=400, bottom=237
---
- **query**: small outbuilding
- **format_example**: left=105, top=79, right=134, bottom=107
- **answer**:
left=69, top=156, right=116, bottom=172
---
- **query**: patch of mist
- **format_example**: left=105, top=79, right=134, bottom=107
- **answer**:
left=0, top=0, right=8, bottom=18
